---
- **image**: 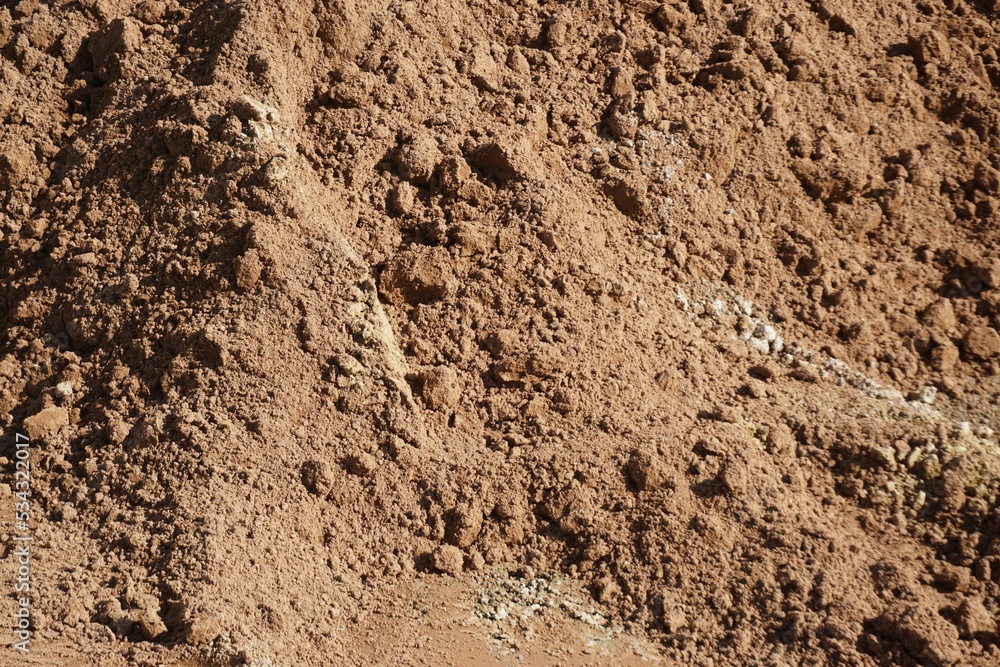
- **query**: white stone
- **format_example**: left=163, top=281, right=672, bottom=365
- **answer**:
left=674, top=289, right=689, bottom=311
left=754, top=324, right=777, bottom=342
left=335, top=354, right=365, bottom=376
left=915, top=385, right=937, bottom=404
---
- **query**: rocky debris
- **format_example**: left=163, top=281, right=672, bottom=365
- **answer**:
left=334, top=354, right=365, bottom=377
left=472, top=573, right=621, bottom=653
left=260, top=156, right=289, bottom=188
left=233, top=96, right=279, bottom=123
left=907, top=385, right=937, bottom=404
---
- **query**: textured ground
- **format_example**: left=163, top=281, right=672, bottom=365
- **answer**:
left=1, top=1, right=999, bottom=665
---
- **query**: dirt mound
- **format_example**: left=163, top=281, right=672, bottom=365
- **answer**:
left=2, top=0, right=999, bottom=665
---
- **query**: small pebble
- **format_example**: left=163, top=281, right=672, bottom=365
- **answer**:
left=335, top=354, right=365, bottom=377
left=872, top=446, right=898, bottom=471
left=952, top=421, right=971, bottom=436
left=909, top=385, right=937, bottom=404
left=736, top=315, right=755, bottom=340
left=674, top=289, right=689, bottom=311
left=754, top=324, right=777, bottom=342
left=748, top=338, right=770, bottom=354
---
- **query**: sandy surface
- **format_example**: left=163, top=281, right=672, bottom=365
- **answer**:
left=1, top=0, right=999, bottom=665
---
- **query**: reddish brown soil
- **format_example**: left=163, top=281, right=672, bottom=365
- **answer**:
left=2, top=0, right=1000, bottom=665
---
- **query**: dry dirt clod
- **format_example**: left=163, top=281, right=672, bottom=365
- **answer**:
left=301, top=459, right=333, bottom=496
left=444, top=503, right=483, bottom=548
left=874, top=603, right=963, bottom=667
left=0, top=142, right=33, bottom=189
left=962, top=326, right=1000, bottom=361
left=545, top=18, right=569, bottom=48
left=388, top=181, right=416, bottom=216
left=431, top=544, right=465, bottom=576
left=234, top=249, right=263, bottom=290
left=606, top=101, right=639, bottom=141
left=88, top=17, right=142, bottom=81
left=625, top=449, right=661, bottom=492
left=133, top=607, right=168, bottom=640
left=416, top=365, right=461, bottom=410
left=930, top=341, right=960, bottom=372
left=396, top=134, right=441, bottom=186
left=23, top=406, right=68, bottom=439
left=379, top=247, right=456, bottom=306
left=133, top=1, right=166, bottom=25
left=344, top=452, right=377, bottom=477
